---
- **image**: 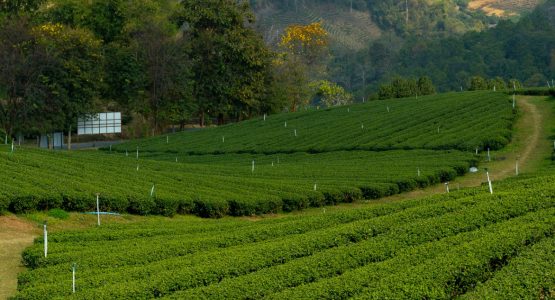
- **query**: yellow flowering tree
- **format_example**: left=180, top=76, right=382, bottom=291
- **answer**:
left=279, top=21, right=329, bottom=67
left=274, top=22, right=330, bottom=112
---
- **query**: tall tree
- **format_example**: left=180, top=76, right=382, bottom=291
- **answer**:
left=179, top=0, right=272, bottom=126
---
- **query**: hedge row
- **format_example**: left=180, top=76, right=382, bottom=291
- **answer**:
left=3, top=168, right=463, bottom=218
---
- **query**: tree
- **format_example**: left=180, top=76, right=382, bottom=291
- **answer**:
left=278, top=21, right=330, bottom=111
left=0, top=18, right=103, bottom=142
left=279, top=21, right=329, bottom=70
left=417, top=76, right=436, bottom=95
left=487, top=77, right=506, bottom=90
left=179, top=0, right=272, bottom=126
left=0, top=17, right=49, bottom=138
left=32, top=22, right=104, bottom=147
left=469, top=76, right=488, bottom=91
left=311, top=80, right=353, bottom=107
left=132, top=22, right=191, bottom=133
left=378, top=84, right=394, bottom=100
left=0, top=0, right=45, bottom=16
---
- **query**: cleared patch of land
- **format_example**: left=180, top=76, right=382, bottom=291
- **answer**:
left=468, top=0, right=542, bottom=16
left=0, top=215, right=38, bottom=299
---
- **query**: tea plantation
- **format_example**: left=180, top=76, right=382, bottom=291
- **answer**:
left=13, top=174, right=555, bottom=299
left=5, top=91, right=555, bottom=299
left=0, top=92, right=513, bottom=218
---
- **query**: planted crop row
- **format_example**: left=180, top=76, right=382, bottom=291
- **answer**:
left=13, top=176, right=555, bottom=299
left=0, top=147, right=474, bottom=217
left=460, top=236, right=555, bottom=300
left=113, top=91, right=514, bottom=155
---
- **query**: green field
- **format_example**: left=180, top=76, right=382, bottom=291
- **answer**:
left=0, top=92, right=513, bottom=218
left=12, top=174, right=555, bottom=299
left=5, top=92, right=555, bottom=299
left=0, top=146, right=475, bottom=218
left=116, top=92, right=514, bottom=155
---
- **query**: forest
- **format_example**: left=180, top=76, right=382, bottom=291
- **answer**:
left=1, top=0, right=554, bottom=138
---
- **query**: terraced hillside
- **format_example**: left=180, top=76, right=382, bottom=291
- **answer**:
left=254, top=2, right=381, bottom=50
left=12, top=174, right=555, bottom=299
left=468, top=0, right=544, bottom=16
left=0, top=92, right=515, bottom=218
left=115, top=92, right=514, bottom=156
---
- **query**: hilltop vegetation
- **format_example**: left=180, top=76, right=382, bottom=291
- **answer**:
left=337, top=0, right=555, bottom=98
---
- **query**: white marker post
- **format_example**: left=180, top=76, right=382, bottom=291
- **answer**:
left=150, top=184, right=155, bottom=197
left=475, top=147, right=478, bottom=155
left=487, top=148, right=491, bottom=162
left=175, top=157, right=178, bottom=163
left=284, top=121, right=287, bottom=128
left=361, top=123, right=364, bottom=130
left=313, top=183, right=317, bottom=191
left=136, top=164, right=139, bottom=171
left=387, top=106, right=390, bottom=113
left=437, top=126, right=440, bottom=134
left=251, top=160, right=255, bottom=173
left=136, top=147, right=139, bottom=160
left=43, top=221, right=48, bottom=258
left=11, top=139, right=14, bottom=153
left=515, top=157, right=519, bottom=176
left=222, top=136, right=225, bottom=143
left=96, top=194, right=100, bottom=226
left=166, top=136, right=169, bottom=144
left=513, top=94, right=516, bottom=109
left=264, top=114, right=266, bottom=121
left=294, top=129, right=297, bottom=137
left=486, top=170, right=493, bottom=194
left=445, top=182, right=450, bottom=193
left=271, top=161, right=274, bottom=167
left=72, top=263, right=76, bottom=293
left=347, top=108, right=350, bottom=113
left=417, top=168, right=420, bottom=177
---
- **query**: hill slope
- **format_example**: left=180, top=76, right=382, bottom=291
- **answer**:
left=0, top=92, right=514, bottom=218
left=13, top=173, right=555, bottom=299
left=115, top=92, right=514, bottom=155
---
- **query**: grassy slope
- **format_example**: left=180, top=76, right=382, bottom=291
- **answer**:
left=115, top=92, right=514, bottom=155
left=0, top=92, right=515, bottom=219
left=3, top=95, right=553, bottom=298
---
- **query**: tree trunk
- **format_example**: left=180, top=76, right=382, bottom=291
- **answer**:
left=47, top=134, right=52, bottom=150
left=199, top=111, right=205, bottom=127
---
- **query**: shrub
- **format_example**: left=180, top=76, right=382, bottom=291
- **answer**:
left=193, top=198, right=229, bottom=218
left=48, top=208, right=69, bottom=220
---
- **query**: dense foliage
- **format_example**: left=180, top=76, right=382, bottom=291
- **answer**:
left=12, top=173, right=555, bottom=298
left=0, top=0, right=282, bottom=138
left=335, top=0, right=555, bottom=97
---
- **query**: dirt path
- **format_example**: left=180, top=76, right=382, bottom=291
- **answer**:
left=296, top=95, right=550, bottom=211
left=0, top=216, right=38, bottom=299
left=379, top=96, right=547, bottom=201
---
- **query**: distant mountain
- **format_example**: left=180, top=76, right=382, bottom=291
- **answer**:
left=252, top=1, right=381, bottom=50
left=251, top=0, right=544, bottom=51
